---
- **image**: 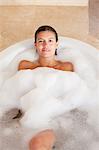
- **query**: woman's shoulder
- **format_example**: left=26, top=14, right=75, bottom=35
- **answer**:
left=18, top=59, right=32, bottom=67
left=18, top=60, right=39, bottom=70
left=57, top=61, right=74, bottom=72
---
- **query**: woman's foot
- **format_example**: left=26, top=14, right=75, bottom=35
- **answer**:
left=29, top=129, right=56, bottom=150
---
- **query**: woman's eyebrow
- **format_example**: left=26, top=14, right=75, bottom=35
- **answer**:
left=37, top=37, right=55, bottom=40
left=37, top=38, right=43, bottom=40
left=49, top=37, right=55, bottom=39
left=37, top=38, right=44, bottom=41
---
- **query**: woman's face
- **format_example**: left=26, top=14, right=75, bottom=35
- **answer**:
left=35, top=31, right=58, bottom=58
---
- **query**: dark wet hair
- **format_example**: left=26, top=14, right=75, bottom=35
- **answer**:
left=34, top=25, right=58, bottom=43
left=34, top=25, right=58, bottom=55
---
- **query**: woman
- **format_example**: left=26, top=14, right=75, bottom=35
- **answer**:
left=18, top=25, right=74, bottom=150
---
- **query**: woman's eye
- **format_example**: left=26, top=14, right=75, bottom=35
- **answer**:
left=49, top=40, right=53, bottom=42
left=38, top=40, right=43, bottom=43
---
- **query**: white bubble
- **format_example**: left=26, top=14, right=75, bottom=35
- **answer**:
left=3, top=128, right=13, bottom=136
left=0, top=37, right=99, bottom=150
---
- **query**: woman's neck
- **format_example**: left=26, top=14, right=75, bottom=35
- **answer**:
left=38, top=57, right=57, bottom=67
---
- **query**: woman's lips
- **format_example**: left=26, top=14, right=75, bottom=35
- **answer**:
left=42, top=49, right=50, bottom=52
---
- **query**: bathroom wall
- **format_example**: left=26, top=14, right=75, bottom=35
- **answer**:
left=0, top=0, right=88, bottom=6
left=89, top=0, right=99, bottom=39
left=0, top=0, right=99, bottom=51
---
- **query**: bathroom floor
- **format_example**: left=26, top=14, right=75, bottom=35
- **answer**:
left=0, top=109, right=99, bottom=150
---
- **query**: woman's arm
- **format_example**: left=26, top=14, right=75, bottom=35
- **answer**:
left=18, top=60, right=35, bottom=70
left=63, top=62, right=74, bottom=72
left=54, top=62, right=74, bottom=72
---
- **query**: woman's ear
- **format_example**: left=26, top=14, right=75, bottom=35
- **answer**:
left=34, top=42, right=37, bottom=49
left=34, top=42, right=36, bottom=47
left=34, top=42, right=38, bottom=53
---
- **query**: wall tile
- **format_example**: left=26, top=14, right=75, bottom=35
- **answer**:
left=0, top=5, right=99, bottom=51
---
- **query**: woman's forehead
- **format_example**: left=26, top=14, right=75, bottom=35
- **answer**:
left=37, top=31, right=56, bottom=39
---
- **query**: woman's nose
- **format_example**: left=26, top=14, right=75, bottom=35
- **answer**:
left=43, top=41, right=48, bottom=47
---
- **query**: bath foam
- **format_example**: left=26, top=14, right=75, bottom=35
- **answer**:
left=0, top=37, right=99, bottom=150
